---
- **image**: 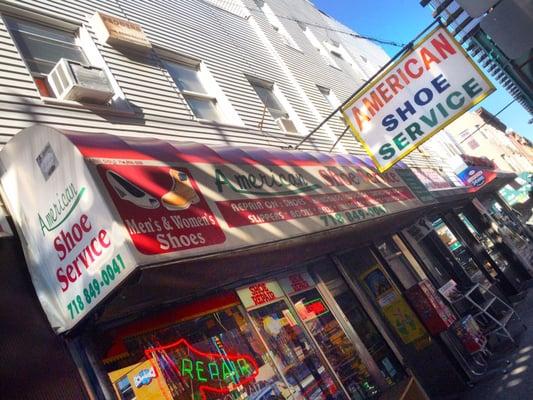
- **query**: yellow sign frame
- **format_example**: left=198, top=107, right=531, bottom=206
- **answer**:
left=341, top=26, right=495, bottom=173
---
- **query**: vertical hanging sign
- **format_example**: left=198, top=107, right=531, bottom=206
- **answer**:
left=341, top=26, right=494, bottom=172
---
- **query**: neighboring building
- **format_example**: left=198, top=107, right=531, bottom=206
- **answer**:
left=420, top=0, right=533, bottom=114
left=507, top=130, right=533, bottom=166
left=441, top=108, right=533, bottom=173
left=0, top=1, right=532, bottom=400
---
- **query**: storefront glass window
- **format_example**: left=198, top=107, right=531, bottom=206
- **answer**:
left=312, top=265, right=405, bottom=388
left=248, top=299, right=345, bottom=400
left=290, top=287, right=379, bottom=399
left=433, top=218, right=495, bottom=282
left=103, top=302, right=291, bottom=400
left=457, top=213, right=510, bottom=274
left=375, top=238, right=418, bottom=290
left=479, top=198, right=533, bottom=264
left=338, top=249, right=429, bottom=349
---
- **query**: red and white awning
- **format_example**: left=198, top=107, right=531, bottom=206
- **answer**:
left=0, top=125, right=429, bottom=332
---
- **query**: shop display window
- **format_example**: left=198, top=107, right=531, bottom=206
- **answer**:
left=488, top=204, right=533, bottom=264
left=312, top=265, right=405, bottom=388
left=100, top=265, right=415, bottom=400
left=248, top=299, right=344, bottom=400
left=289, top=287, right=379, bottom=399
left=457, top=213, right=510, bottom=274
left=102, top=297, right=291, bottom=400
left=433, top=218, right=495, bottom=282
left=338, top=250, right=429, bottom=348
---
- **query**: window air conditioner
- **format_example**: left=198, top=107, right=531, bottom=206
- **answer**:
left=275, top=117, right=298, bottom=133
left=47, top=58, right=114, bottom=104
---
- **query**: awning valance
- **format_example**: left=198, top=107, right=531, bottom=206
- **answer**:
left=1, top=125, right=432, bottom=333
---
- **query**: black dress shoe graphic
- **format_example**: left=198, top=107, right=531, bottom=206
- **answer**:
left=106, top=170, right=160, bottom=209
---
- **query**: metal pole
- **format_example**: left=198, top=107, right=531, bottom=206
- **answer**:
left=294, top=18, right=441, bottom=150
left=328, top=125, right=350, bottom=153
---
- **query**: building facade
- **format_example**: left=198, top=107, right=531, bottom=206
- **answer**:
left=0, top=1, right=532, bottom=400
left=438, top=108, right=533, bottom=173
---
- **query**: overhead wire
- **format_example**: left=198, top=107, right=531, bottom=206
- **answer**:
left=328, top=125, right=350, bottom=153
left=275, top=15, right=406, bottom=48
left=246, top=1, right=406, bottom=48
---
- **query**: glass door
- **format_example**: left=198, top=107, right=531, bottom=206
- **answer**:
left=238, top=281, right=346, bottom=400
left=336, top=249, right=429, bottom=350
left=307, top=265, right=406, bottom=390
left=282, top=279, right=380, bottom=400
left=432, top=217, right=495, bottom=285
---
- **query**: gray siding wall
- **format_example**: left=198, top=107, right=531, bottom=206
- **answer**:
left=0, top=0, right=443, bottom=169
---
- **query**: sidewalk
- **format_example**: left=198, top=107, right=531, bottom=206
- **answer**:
left=460, top=289, right=533, bottom=400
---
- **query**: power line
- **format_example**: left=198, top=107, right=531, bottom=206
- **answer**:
left=459, top=99, right=517, bottom=144
left=275, top=15, right=406, bottom=48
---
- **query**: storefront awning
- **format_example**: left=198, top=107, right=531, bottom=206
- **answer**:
left=412, top=158, right=516, bottom=210
left=0, top=125, right=435, bottom=333
left=472, top=172, right=516, bottom=196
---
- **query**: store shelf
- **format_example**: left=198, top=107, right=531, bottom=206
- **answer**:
left=473, top=297, right=496, bottom=316
left=452, top=283, right=525, bottom=346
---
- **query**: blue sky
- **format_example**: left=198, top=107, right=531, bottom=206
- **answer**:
left=313, top=0, right=533, bottom=141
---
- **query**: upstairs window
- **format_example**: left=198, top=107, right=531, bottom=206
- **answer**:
left=5, top=17, right=87, bottom=74
left=249, top=80, right=298, bottom=133
left=317, top=85, right=345, bottom=125
left=203, top=0, right=250, bottom=18
left=166, top=61, right=222, bottom=122
left=5, top=17, right=88, bottom=96
left=302, top=27, right=338, bottom=68
left=317, top=85, right=340, bottom=110
left=251, top=82, right=286, bottom=120
left=324, top=41, right=369, bottom=82
left=5, top=16, right=124, bottom=107
left=256, top=1, right=300, bottom=50
left=330, top=49, right=344, bottom=61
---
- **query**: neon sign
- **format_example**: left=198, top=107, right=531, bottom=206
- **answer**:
left=145, top=338, right=259, bottom=400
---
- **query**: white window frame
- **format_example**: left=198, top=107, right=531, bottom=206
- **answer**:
left=2, top=11, right=132, bottom=114
left=317, top=85, right=345, bottom=125
left=317, top=85, right=340, bottom=110
left=323, top=40, right=369, bottom=81
left=248, top=77, right=306, bottom=135
left=329, top=48, right=344, bottom=61
left=202, top=0, right=250, bottom=18
left=258, top=1, right=301, bottom=51
left=302, top=27, right=339, bottom=69
left=163, top=57, right=242, bottom=126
